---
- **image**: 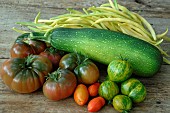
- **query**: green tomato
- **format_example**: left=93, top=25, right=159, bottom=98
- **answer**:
left=113, top=95, right=132, bottom=113
left=107, top=59, right=133, bottom=83
left=121, top=78, right=147, bottom=103
left=98, top=80, right=119, bottom=101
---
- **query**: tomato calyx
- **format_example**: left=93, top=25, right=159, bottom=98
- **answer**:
left=45, top=47, right=64, bottom=55
left=47, top=68, right=62, bottom=82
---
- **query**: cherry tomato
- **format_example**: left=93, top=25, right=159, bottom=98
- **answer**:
left=88, top=82, right=100, bottom=97
left=87, top=96, right=105, bottom=112
left=74, top=60, right=99, bottom=84
left=0, top=55, right=52, bottom=93
left=74, top=84, right=89, bottom=106
left=43, top=68, right=77, bottom=101
left=10, top=33, right=46, bottom=58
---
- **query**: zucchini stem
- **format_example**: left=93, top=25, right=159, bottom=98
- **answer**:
left=29, top=32, right=51, bottom=44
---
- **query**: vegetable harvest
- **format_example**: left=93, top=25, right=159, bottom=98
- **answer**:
left=0, top=0, right=169, bottom=113
left=14, top=0, right=170, bottom=64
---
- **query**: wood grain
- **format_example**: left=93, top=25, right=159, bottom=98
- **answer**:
left=0, top=0, right=170, bottom=113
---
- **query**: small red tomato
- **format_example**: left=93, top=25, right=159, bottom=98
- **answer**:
left=10, top=33, right=46, bottom=58
left=88, top=82, right=100, bottom=97
left=87, top=96, right=105, bottom=112
left=40, top=47, right=64, bottom=70
left=74, top=84, right=89, bottom=106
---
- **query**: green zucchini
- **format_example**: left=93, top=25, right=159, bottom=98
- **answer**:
left=30, top=28, right=163, bottom=77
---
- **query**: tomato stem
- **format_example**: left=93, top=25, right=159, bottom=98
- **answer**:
left=25, top=55, right=34, bottom=68
left=48, top=68, right=62, bottom=82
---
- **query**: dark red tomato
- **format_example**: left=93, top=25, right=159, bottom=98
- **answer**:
left=74, top=60, right=100, bottom=85
left=0, top=55, right=52, bottom=93
left=10, top=33, right=46, bottom=58
left=43, top=68, right=77, bottom=101
left=59, top=53, right=84, bottom=71
left=40, top=47, right=64, bottom=70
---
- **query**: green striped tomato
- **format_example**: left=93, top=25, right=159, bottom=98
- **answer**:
left=112, top=95, right=132, bottom=113
left=121, top=78, right=147, bottom=103
left=98, top=81, right=119, bottom=101
left=107, top=59, right=133, bottom=83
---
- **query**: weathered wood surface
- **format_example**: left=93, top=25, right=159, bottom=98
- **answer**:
left=0, top=0, right=170, bottom=113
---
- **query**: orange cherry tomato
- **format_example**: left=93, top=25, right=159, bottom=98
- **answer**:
left=87, top=96, right=105, bottom=112
left=88, top=82, right=100, bottom=97
left=74, top=84, right=89, bottom=106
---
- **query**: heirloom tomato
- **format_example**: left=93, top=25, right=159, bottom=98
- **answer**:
left=59, top=52, right=85, bottom=71
left=10, top=33, right=46, bottom=58
left=59, top=53, right=79, bottom=71
left=0, top=55, right=52, bottom=93
left=112, top=95, right=132, bottom=113
left=121, top=78, right=147, bottom=103
left=43, top=68, right=77, bottom=101
left=40, top=47, right=64, bottom=70
left=107, top=59, right=133, bottom=83
left=98, top=80, right=119, bottom=101
left=74, top=59, right=99, bottom=84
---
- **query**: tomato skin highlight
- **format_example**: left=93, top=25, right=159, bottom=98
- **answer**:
left=87, top=96, right=105, bottom=112
left=43, top=69, right=77, bottom=101
left=10, top=33, right=46, bottom=58
left=88, top=82, right=100, bottom=97
left=74, top=84, right=89, bottom=106
left=0, top=55, right=52, bottom=93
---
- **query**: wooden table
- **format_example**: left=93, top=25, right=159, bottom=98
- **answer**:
left=0, top=0, right=170, bottom=113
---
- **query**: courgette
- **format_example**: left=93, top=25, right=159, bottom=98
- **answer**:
left=30, top=28, right=163, bottom=77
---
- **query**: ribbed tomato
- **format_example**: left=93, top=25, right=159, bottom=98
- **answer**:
left=121, top=78, right=147, bottom=103
left=10, top=33, right=46, bottom=58
left=0, top=55, right=52, bottom=93
left=43, top=68, right=77, bottom=101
